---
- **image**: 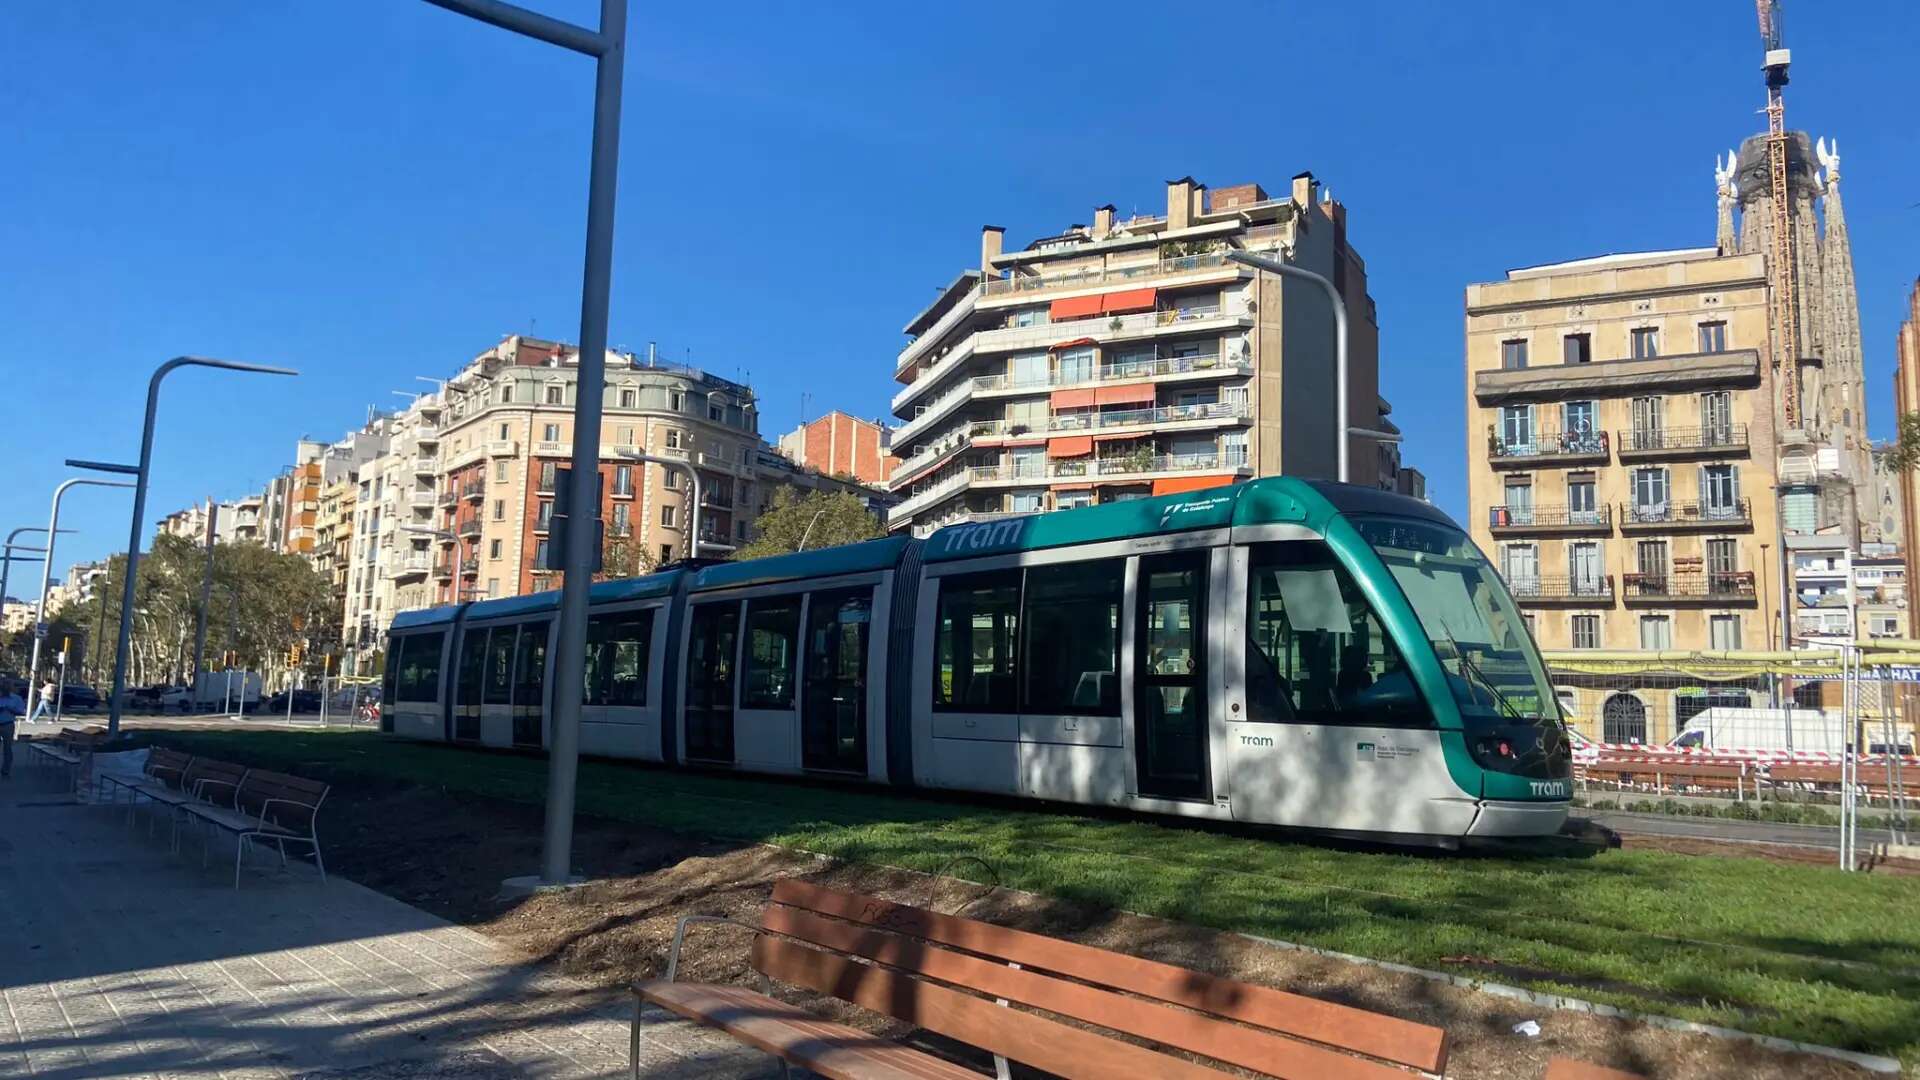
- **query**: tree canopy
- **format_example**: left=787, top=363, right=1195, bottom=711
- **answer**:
left=1883, top=411, right=1920, bottom=474
left=735, top=488, right=886, bottom=560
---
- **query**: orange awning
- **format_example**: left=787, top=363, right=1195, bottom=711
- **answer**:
left=1152, top=475, right=1235, bottom=496
left=1100, top=287, right=1158, bottom=314
left=1094, top=383, right=1156, bottom=405
left=1051, top=388, right=1096, bottom=408
left=1049, top=296, right=1103, bottom=320
left=1000, top=438, right=1048, bottom=448
left=1048, top=436, right=1093, bottom=458
left=1048, top=336, right=1098, bottom=352
left=1052, top=483, right=1094, bottom=492
left=1094, top=432, right=1147, bottom=443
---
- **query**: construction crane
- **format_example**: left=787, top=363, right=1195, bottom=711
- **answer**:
left=1757, top=0, right=1800, bottom=429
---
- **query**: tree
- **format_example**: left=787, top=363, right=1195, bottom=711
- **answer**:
left=735, top=488, right=885, bottom=561
left=1884, top=412, right=1920, bottom=473
left=600, top=527, right=654, bottom=580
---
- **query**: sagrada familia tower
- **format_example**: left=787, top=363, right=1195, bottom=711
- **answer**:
left=1714, top=130, right=1876, bottom=540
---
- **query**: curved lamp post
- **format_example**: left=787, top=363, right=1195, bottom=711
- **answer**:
left=97, top=356, right=298, bottom=733
left=24, top=481, right=134, bottom=719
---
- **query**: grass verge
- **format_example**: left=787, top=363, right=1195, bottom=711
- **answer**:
left=142, top=728, right=1920, bottom=1066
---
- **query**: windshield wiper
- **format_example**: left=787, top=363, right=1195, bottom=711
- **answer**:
left=1445, top=634, right=1525, bottom=724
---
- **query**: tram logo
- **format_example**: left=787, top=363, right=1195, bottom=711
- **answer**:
left=935, top=517, right=1029, bottom=555
left=1529, top=781, right=1570, bottom=798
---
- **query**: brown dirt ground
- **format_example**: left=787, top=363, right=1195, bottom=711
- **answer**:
left=1613, top=831, right=1920, bottom=874
left=297, top=770, right=1881, bottom=1080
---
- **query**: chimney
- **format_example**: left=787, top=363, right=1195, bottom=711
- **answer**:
left=1290, top=171, right=1318, bottom=210
left=1166, top=177, right=1196, bottom=230
left=980, top=225, right=1005, bottom=271
left=1092, top=204, right=1115, bottom=238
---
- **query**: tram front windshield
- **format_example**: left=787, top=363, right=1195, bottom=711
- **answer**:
left=1355, top=516, right=1567, bottom=774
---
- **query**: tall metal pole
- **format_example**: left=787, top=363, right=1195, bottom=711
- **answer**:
left=100, top=356, right=296, bottom=735
left=192, top=500, right=219, bottom=688
left=616, top=453, right=700, bottom=562
left=1, top=527, right=70, bottom=621
left=27, top=480, right=134, bottom=721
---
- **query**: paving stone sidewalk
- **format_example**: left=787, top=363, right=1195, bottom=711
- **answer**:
left=0, top=756, right=777, bottom=1079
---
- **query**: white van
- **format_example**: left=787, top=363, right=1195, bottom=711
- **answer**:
left=1671, top=706, right=1848, bottom=754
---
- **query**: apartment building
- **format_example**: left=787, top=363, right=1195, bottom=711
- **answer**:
left=776, top=411, right=895, bottom=486
left=1855, top=554, right=1908, bottom=642
left=156, top=499, right=240, bottom=546
left=885, top=173, right=1381, bottom=535
left=1898, top=277, right=1920, bottom=638
left=1465, top=249, right=1780, bottom=658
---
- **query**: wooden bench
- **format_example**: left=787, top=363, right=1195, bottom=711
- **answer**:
left=179, top=768, right=330, bottom=888
left=25, top=725, right=111, bottom=788
left=98, top=748, right=194, bottom=822
left=634, top=879, right=1448, bottom=1080
left=123, top=756, right=250, bottom=850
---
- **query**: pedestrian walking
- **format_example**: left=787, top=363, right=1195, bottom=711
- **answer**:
left=28, top=680, right=57, bottom=723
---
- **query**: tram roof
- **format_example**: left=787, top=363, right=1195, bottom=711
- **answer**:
left=389, top=569, right=687, bottom=632
left=922, top=476, right=1452, bottom=562
left=690, top=535, right=913, bottom=593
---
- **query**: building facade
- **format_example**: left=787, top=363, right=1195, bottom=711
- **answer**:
left=1465, top=249, right=1780, bottom=656
left=776, top=411, right=894, bottom=487
left=884, top=173, right=1382, bottom=535
left=1897, top=277, right=1920, bottom=637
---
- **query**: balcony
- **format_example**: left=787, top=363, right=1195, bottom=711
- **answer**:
left=456, top=519, right=482, bottom=539
left=460, top=557, right=480, bottom=577
left=887, top=468, right=975, bottom=526
left=392, top=553, right=431, bottom=580
left=973, top=401, right=1252, bottom=441
left=895, top=282, right=982, bottom=378
left=890, top=429, right=973, bottom=486
left=437, top=489, right=459, bottom=510
left=1622, top=570, right=1758, bottom=605
left=973, top=304, right=1254, bottom=358
left=1508, top=576, right=1615, bottom=606
left=701, top=489, right=736, bottom=510
left=1488, top=429, right=1609, bottom=468
left=1473, top=348, right=1761, bottom=405
left=1487, top=504, right=1612, bottom=537
left=412, top=457, right=437, bottom=476
left=1618, top=498, right=1751, bottom=532
left=486, top=440, right=518, bottom=457
left=432, top=560, right=455, bottom=580
left=408, top=489, right=437, bottom=509
left=533, top=516, right=552, bottom=535
left=697, top=451, right=739, bottom=475
left=461, top=480, right=485, bottom=502
left=975, top=450, right=1251, bottom=486
left=1616, top=425, right=1750, bottom=461
left=978, top=251, right=1239, bottom=300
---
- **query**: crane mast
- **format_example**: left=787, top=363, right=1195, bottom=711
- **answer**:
left=1757, top=0, right=1799, bottom=429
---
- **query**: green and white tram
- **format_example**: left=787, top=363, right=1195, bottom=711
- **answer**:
left=383, top=477, right=1573, bottom=842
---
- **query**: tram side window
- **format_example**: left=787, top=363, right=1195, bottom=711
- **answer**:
left=1245, top=542, right=1425, bottom=727
left=742, top=596, right=801, bottom=709
left=1021, top=560, right=1122, bottom=715
left=396, top=632, right=445, bottom=703
left=584, top=610, right=652, bottom=707
left=483, top=626, right=515, bottom=705
left=934, top=570, right=1021, bottom=712
left=514, top=622, right=547, bottom=704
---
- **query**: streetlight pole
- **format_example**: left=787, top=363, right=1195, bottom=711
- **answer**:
left=90, top=356, right=296, bottom=735
left=192, top=500, right=220, bottom=689
left=797, top=508, right=828, bottom=552
left=1224, top=250, right=1399, bottom=485
left=615, top=452, right=701, bottom=562
left=26, top=480, right=134, bottom=722
left=424, top=0, right=627, bottom=889
left=1, top=527, right=73, bottom=634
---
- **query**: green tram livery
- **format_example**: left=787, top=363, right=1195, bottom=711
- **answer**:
left=383, top=477, right=1573, bottom=843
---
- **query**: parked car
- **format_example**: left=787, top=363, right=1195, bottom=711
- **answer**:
left=159, top=686, right=198, bottom=712
left=59, top=684, right=101, bottom=712
left=128, top=684, right=182, bottom=710
left=263, top=689, right=324, bottom=714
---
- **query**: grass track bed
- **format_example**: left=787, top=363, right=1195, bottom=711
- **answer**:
left=144, top=728, right=1920, bottom=1066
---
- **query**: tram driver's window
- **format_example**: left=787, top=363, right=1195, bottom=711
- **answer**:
left=934, top=570, right=1021, bottom=712
left=1245, top=543, right=1423, bottom=726
left=398, top=632, right=445, bottom=702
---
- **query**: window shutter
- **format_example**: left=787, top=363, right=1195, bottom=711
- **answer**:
left=1729, top=466, right=1740, bottom=501
left=1697, top=467, right=1708, bottom=507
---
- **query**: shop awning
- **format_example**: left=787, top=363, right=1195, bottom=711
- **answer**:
left=1051, top=388, right=1096, bottom=408
left=1100, top=287, right=1158, bottom=314
left=1153, top=475, right=1234, bottom=496
left=1048, top=336, right=1098, bottom=352
left=1094, top=383, right=1156, bottom=405
left=1048, top=436, right=1094, bottom=458
left=1051, top=482, right=1094, bottom=492
left=1049, top=296, right=1103, bottom=320
left=1000, top=438, right=1048, bottom=448
left=1094, top=431, right=1148, bottom=443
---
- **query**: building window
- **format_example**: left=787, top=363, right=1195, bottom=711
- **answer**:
left=1010, top=307, right=1049, bottom=328
left=661, top=505, right=676, bottom=528
left=487, top=577, right=499, bottom=596
left=1570, top=540, right=1603, bottom=592
left=1501, top=339, right=1529, bottom=370
left=1700, top=391, right=1733, bottom=442
left=1567, top=475, right=1597, bottom=519
left=1501, top=543, right=1538, bottom=592
left=494, top=460, right=508, bottom=482
left=1639, top=615, right=1672, bottom=650
left=1562, top=333, right=1591, bottom=365
left=618, top=388, right=636, bottom=408
left=492, top=498, right=505, bottom=520
left=1632, top=467, right=1670, bottom=516
left=534, top=539, right=549, bottom=566
left=538, top=461, right=557, bottom=492
left=666, top=429, right=684, bottom=449
left=669, top=390, right=685, bottom=412
left=709, top=401, right=725, bottom=422
left=540, top=422, right=559, bottom=443
left=1630, top=327, right=1660, bottom=359
left=611, top=503, right=630, bottom=534
left=536, top=501, right=553, bottom=529
left=1701, top=464, right=1740, bottom=516
left=1563, top=399, right=1596, bottom=438
left=664, top=469, right=680, bottom=490
left=1710, top=614, right=1742, bottom=650
left=544, top=383, right=565, bottom=405
left=1500, top=404, right=1534, bottom=452
left=489, top=539, right=503, bottom=559
left=661, top=544, right=674, bottom=564
left=1503, top=476, right=1533, bottom=522
left=498, top=422, right=510, bottom=440
left=1697, top=321, right=1728, bottom=353
left=613, top=464, right=633, bottom=497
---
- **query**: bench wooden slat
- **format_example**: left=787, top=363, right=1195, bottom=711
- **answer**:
left=1544, top=1056, right=1648, bottom=1080
left=752, top=935, right=1235, bottom=1080
left=771, top=879, right=1446, bottom=1074
left=764, top=905, right=1412, bottom=1080
left=642, top=982, right=979, bottom=1080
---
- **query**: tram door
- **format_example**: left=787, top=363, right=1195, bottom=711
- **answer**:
left=454, top=627, right=487, bottom=742
left=1134, top=553, right=1211, bottom=800
left=685, top=603, right=738, bottom=763
left=801, top=589, right=871, bottom=774
left=511, top=622, right=547, bottom=748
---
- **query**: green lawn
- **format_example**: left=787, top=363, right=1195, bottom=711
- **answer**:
left=145, top=728, right=1920, bottom=1065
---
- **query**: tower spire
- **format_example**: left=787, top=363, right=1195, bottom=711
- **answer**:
left=1714, top=150, right=1738, bottom=253
left=1815, top=137, right=1866, bottom=457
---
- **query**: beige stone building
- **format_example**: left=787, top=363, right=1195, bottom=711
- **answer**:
left=1897, top=278, right=1920, bottom=639
left=885, top=173, right=1383, bottom=535
left=1465, top=248, right=1781, bottom=659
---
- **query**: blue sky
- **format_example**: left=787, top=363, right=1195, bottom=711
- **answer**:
left=3, top=1, right=1916, bottom=585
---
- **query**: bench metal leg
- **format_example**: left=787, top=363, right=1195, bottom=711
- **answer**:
left=629, top=994, right=643, bottom=1080
left=235, top=834, right=247, bottom=890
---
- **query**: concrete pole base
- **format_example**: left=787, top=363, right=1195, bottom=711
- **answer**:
left=499, top=873, right=587, bottom=899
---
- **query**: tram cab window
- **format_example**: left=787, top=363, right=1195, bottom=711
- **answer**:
left=1245, top=543, right=1424, bottom=727
left=483, top=627, right=515, bottom=705
left=395, top=632, right=446, bottom=703
left=584, top=610, right=653, bottom=707
left=1021, top=560, right=1122, bottom=715
left=934, top=570, right=1021, bottom=712
left=513, top=623, right=547, bottom=703
left=742, top=597, right=802, bottom=709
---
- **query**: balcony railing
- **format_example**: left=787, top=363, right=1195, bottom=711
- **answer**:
left=460, top=557, right=479, bottom=576
left=1488, top=429, right=1609, bottom=464
left=974, top=304, right=1251, bottom=356
left=971, top=401, right=1250, bottom=440
left=461, top=481, right=485, bottom=502
left=1487, top=504, right=1611, bottom=532
left=1618, top=498, right=1750, bottom=529
left=393, top=554, right=432, bottom=578
left=1622, top=570, right=1757, bottom=602
left=432, top=561, right=455, bottom=579
left=976, top=450, right=1250, bottom=483
left=1617, top=425, right=1748, bottom=456
left=1507, top=576, right=1615, bottom=603
left=456, top=519, right=482, bottom=538
left=979, top=251, right=1237, bottom=298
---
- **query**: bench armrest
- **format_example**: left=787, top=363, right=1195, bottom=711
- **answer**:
left=662, top=915, right=764, bottom=984
left=192, top=778, right=241, bottom=804
left=255, top=798, right=320, bottom=834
